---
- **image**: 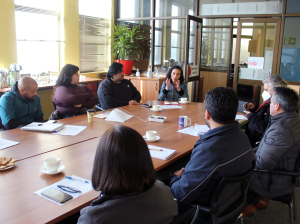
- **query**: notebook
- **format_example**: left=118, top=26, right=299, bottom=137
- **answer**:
left=21, top=122, right=64, bottom=133
left=148, top=145, right=176, bottom=160
left=164, top=102, right=179, bottom=105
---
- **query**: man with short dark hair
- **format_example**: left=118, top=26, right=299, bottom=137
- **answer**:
left=170, top=87, right=255, bottom=223
left=243, top=87, right=300, bottom=217
left=97, top=62, right=141, bottom=110
left=0, top=77, right=44, bottom=130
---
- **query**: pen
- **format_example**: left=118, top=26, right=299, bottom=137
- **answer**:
left=65, top=176, right=89, bottom=183
left=38, top=124, right=43, bottom=126
left=149, top=148, right=163, bottom=151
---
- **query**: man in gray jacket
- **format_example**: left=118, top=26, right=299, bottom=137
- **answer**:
left=243, top=87, right=300, bottom=217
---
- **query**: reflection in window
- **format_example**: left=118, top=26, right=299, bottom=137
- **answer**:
left=280, top=17, right=300, bottom=82
left=201, top=28, right=230, bottom=71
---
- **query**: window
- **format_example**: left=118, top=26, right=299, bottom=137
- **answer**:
left=171, top=5, right=182, bottom=62
left=14, top=0, right=60, bottom=74
left=79, top=0, right=111, bottom=72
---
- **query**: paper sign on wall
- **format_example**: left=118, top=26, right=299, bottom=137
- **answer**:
left=248, top=57, right=264, bottom=69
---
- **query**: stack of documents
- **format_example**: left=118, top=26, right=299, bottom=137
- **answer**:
left=164, top=102, right=178, bottom=105
left=0, top=139, right=19, bottom=151
left=21, top=122, right=64, bottom=133
left=148, top=145, right=176, bottom=160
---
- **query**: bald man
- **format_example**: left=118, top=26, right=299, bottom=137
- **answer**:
left=0, top=77, right=44, bottom=130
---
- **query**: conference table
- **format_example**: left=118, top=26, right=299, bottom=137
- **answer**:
left=0, top=101, right=247, bottom=224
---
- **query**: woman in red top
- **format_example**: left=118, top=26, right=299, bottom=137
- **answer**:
left=53, top=64, right=97, bottom=117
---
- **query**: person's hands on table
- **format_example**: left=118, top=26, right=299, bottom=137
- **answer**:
left=129, top=100, right=140, bottom=105
left=174, top=168, right=185, bottom=177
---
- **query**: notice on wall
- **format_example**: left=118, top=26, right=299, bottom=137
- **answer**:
left=189, top=66, right=199, bottom=77
left=248, top=57, right=264, bottom=69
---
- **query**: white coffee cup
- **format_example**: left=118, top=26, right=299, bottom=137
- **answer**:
left=152, top=105, right=161, bottom=111
left=44, top=158, right=63, bottom=173
left=179, top=115, right=192, bottom=127
left=180, top=98, right=188, bottom=103
left=146, top=130, right=160, bottom=140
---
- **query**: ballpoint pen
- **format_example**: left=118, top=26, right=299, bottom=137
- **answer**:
left=148, top=148, right=163, bottom=151
left=65, top=176, right=89, bottom=183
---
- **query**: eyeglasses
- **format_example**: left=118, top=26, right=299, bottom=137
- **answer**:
left=57, top=185, right=81, bottom=193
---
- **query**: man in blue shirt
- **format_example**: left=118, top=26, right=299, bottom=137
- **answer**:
left=0, top=76, right=44, bottom=130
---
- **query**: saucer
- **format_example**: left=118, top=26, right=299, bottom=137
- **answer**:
left=150, top=108, right=162, bottom=112
left=143, top=135, right=160, bottom=142
left=40, top=165, right=65, bottom=175
left=179, top=101, right=189, bottom=104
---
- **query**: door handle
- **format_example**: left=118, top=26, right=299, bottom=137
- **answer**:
left=155, top=83, right=158, bottom=91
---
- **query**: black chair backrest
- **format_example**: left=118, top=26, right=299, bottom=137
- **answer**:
left=210, top=159, right=256, bottom=224
left=52, top=101, right=56, bottom=111
left=294, top=154, right=300, bottom=187
left=170, top=205, right=199, bottom=224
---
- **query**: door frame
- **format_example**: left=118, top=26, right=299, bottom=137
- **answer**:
left=233, top=18, right=281, bottom=87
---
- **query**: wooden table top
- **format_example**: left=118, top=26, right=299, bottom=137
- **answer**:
left=0, top=78, right=102, bottom=93
left=0, top=101, right=248, bottom=224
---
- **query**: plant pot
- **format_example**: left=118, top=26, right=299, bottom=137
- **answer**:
left=119, top=60, right=134, bottom=75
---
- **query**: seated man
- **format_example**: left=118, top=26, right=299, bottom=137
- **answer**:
left=0, top=77, right=44, bottom=130
left=244, top=87, right=300, bottom=216
left=244, top=75, right=287, bottom=147
left=97, top=62, right=141, bottom=110
left=170, top=87, right=255, bottom=223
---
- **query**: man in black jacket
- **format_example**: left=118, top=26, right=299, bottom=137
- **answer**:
left=244, top=75, right=287, bottom=147
left=170, top=87, right=255, bottom=223
left=243, top=87, right=300, bottom=217
left=97, top=62, right=141, bottom=110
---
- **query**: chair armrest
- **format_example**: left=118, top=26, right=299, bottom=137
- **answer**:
left=197, top=204, right=219, bottom=214
left=255, top=169, right=300, bottom=177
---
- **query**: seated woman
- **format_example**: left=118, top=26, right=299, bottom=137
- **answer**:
left=78, top=125, right=178, bottom=224
left=53, top=64, right=97, bottom=117
left=158, top=66, right=189, bottom=101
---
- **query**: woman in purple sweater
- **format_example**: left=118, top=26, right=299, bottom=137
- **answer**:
left=53, top=64, right=97, bottom=117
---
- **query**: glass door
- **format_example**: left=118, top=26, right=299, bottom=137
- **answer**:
left=233, top=18, right=281, bottom=86
left=184, top=15, right=202, bottom=83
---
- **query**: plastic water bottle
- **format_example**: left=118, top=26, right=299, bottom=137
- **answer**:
left=155, top=68, right=159, bottom=78
left=147, top=68, right=152, bottom=78
left=136, top=68, right=140, bottom=77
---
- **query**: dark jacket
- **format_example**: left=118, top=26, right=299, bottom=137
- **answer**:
left=53, top=84, right=97, bottom=115
left=245, top=101, right=270, bottom=147
left=0, top=82, right=44, bottom=130
left=77, top=181, right=178, bottom=224
left=97, top=78, right=141, bottom=110
left=170, top=121, right=255, bottom=206
left=249, top=112, right=300, bottom=199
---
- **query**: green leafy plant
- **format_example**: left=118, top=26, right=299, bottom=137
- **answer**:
left=111, top=24, right=147, bottom=60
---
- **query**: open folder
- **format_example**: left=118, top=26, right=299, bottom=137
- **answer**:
left=21, top=122, right=64, bottom=133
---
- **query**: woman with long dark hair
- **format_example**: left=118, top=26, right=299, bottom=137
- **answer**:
left=78, top=125, right=178, bottom=224
left=53, top=64, right=97, bottom=117
left=158, top=66, right=189, bottom=101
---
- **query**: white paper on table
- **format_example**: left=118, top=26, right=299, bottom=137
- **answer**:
left=235, top=115, right=248, bottom=120
left=52, top=125, right=87, bottom=136
left=0, top=139, right=19, bottom=151
left=148, top=145, right=176, bottom=160
left=195, top=124, right=210, bottom=135
left=105, top=108, right=133, bottom=123
left=159, top=105, right=182, bottom=109
left=94, top=111, right=111, bottom=119
left=177, top=126, right=199, bottom=137
left=34, top=175, right=93, bottom=206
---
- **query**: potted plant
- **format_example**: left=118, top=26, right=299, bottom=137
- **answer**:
left=111, top=24, right=146, bottom=75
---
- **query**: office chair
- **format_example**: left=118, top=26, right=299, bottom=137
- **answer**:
left=52, top=101, right=57, bottom=110
left=196, top=159, right=256, bottom=224
left=169, top=205, right=200, bottom=224
left=255, top=155, right=300, bottom=224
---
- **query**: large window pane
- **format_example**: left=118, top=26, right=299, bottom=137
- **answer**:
left=118, top=0, right=151, bottom=18
left=79, top=0, right=111, bottom=72
left=203, top=19, right=231, bottom=27
left=199, top=0, right=282, bottom=16
left=286, top=0, right=300, bottom=14
left=154, top=19, right=186, bottom=69
left=156, top=0, right=195, bottom=17
left=280, top=17, right=300, bottom=82
left=201, top=28, right=230, bottom=71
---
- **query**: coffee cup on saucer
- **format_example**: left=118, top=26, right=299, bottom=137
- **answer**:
left=146, top=130, right=160, bottom=141
left=152, top=105, right=161, bottom=111
left=179, top=98, right=188, bottom=103
left=44, top=158, right=63, bottom=173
